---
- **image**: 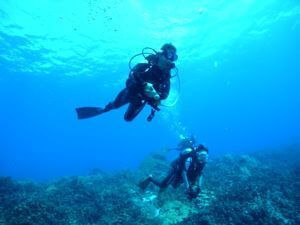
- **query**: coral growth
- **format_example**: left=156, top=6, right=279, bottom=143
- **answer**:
left=0, top=149, right=298, bottom=225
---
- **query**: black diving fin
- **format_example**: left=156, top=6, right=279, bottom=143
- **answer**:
left=75, top=107, right=104, bottom=119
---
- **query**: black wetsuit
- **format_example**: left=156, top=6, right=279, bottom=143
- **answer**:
left=149, top=148, right=206, bottom=190
left=102, top=62, right=171, bottom=121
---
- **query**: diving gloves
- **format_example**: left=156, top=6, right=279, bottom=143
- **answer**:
left=144, top=82, right=160, bottom=100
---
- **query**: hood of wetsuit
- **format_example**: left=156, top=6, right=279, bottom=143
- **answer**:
left=161, top=43, right=178, bottom=62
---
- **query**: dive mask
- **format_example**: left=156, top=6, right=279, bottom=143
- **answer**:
left=165, top=49, right=178, bottom=61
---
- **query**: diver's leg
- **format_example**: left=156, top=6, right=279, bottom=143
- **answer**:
left=124, top=99, right=146, bottom=121
left=103, top=88, right=130, bottom=112
left=76, top=88, right=130, bottom=119
left=150, top=168, right=176, bottom=189
left=171, top=174, right=182, bottom=188
left=138, top=168, right=175, bottom=191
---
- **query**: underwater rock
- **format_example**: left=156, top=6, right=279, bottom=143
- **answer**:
left=0, top=149, right=298, bottom=225
left=159, top=200, right=197, bottom=225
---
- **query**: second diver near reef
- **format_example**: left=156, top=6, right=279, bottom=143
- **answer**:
left=75, top=43, right=178, bottom=122
left=139, top=144, right=209, bottom=199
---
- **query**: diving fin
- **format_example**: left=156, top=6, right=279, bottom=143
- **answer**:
left=138, top=177, right=151, bottom=190
left=75, top=107, right=104, bottom=119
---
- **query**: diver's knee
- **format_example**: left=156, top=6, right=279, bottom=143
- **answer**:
left=124, top=114, right=134, bottom=122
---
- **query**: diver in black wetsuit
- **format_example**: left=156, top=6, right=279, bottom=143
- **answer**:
left=139, top=144, right=208, bottom=199
left=76, top=43, right=178, bottom=122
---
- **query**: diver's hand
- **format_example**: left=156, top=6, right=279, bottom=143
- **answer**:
left=153, top=99, right=161, bottom=107
left=144, top=82, right=160, bottom=100
left=147, top=99, right=160, bottom=112
left=185, top=186, right=193, bottom=199
left=186, top=186, right=199, bottom=199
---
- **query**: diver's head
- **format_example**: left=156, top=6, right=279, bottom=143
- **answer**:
left=195, top=144, right=208, bottom=163
left=161, top=43, right=178, bottom=62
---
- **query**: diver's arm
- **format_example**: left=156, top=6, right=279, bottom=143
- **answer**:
left=196, top=157, right=208, bottom=191
left=182, top=158, right=192, bottom=190
left=131, top=63, right=152, bottom=86
left=196, top=174, right=203, bottom=190
left=182, top=171, right=189, bottom=190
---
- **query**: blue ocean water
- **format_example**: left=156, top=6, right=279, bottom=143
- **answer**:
left=0, top=0, right=299, bottom=180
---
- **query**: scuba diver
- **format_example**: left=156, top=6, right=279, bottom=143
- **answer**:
left=75, top=43, right=178, bottom=122
left=139, top=144, right=208, bottom=199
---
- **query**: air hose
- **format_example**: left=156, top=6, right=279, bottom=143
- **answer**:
left=161, top=67, right=181, bottom=108
left=128, top=47, right=157, bottom=71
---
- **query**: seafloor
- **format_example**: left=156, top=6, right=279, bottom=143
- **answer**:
left=0, top=146, right=299, bottom=225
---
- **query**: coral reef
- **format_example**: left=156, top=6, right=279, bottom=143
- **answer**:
left=0, top=148, right=299, bottom=225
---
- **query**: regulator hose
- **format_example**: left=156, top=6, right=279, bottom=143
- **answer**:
left=161, top=67, right=181, bottom=107
left=128, top=47, right=157, bottom=71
